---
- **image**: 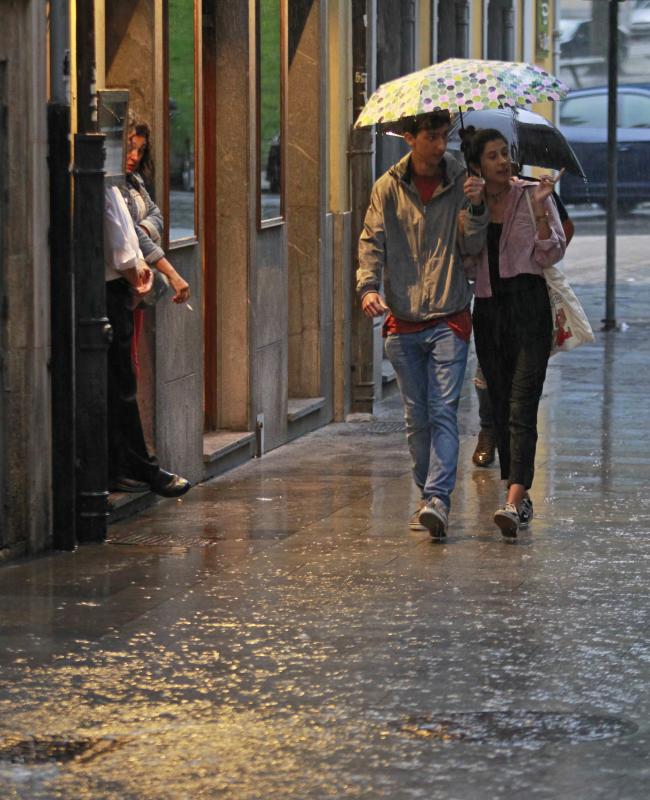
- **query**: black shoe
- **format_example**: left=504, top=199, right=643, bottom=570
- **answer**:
left=472, top=429, right=496, bottom=467
left=111, top=476, right=150, bottom=493
left=150, top=470, right=191, bottom=498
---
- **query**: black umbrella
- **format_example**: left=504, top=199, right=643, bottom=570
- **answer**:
left=447, top=107, right=586, bottom=178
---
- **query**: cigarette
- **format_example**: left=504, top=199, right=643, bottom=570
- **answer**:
left=186, top=304, right=194, bottom=311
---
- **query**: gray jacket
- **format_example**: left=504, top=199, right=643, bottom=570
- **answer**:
left=357, top=151, right=488, bottom=321
left=119, top=173, right=165, bottom=265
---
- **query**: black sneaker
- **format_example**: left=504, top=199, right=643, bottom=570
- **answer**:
left=518, top=497, right=533, bottom=528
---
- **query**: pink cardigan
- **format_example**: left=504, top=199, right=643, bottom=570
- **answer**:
left=464, top=179, right=566, bottom=299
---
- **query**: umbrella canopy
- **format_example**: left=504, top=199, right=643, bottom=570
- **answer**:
left=354, top=57, right=569, bottom=130
left=447, top=107, right=586, bottom=178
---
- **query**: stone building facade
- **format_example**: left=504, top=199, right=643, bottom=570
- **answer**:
left=0, top=0, right=558, bottom=559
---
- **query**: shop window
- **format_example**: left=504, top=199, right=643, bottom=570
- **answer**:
left=257, top=0, right=285, bottom=227
left=168, top=0, right=197, bottom=241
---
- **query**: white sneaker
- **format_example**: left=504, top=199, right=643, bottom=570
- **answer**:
left=494, top=503, right=520, bottom=538
left=419, top=497, right=448, bottom=539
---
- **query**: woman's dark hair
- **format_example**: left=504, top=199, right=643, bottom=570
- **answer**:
left=127, top=111, right=154, bottom=184
left=460, top=126, right=509, bottom=173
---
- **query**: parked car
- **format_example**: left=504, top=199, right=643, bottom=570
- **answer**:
left=559, top=18, right=630, bottom=63
left=558, top=84, right=650, bottom=212
left=629, top=1, right=650, bottom=37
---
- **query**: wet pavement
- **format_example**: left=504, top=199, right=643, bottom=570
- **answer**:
left=1, top=236, right=649, bottom=798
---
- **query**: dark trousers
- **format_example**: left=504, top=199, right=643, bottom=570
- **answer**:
left=473, top=277, right=552, bottom=489
left=106, top=279, right=160, bottom=484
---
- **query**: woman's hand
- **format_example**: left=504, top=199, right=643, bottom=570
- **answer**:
left=463, top=175, right=486, bottom=207
left=531, top=168, right=565, bottom=212
left=169, top=273, right=190, bottom=304
left=152, top=256, right=190, bottom=304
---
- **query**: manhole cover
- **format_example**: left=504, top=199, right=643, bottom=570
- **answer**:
left=397, top=712, right=637, bottom=745
left=337, top=421, right=406, bottom=435
left=0, top=735, right=123, bottom=765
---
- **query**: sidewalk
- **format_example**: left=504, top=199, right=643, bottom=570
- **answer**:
left=0, top=237, right=648, bottom=799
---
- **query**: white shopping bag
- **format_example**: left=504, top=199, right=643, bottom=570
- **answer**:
left=544, top=263, right=595, bottom=356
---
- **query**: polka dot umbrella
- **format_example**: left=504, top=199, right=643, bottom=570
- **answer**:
left=354, top=57, right=569, bottom=131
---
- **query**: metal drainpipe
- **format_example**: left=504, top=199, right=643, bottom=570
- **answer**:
left=455, top=1, right=470, bottom=57
left=73, top=0, right=110, bottom=542
left=503, top=3, right=515, bottom=62
left=49, top=0, right=76, bottom=549
left=603, top=0, right=619, bottom=331
left=401, top=0, right=416, bottom=73
left=349, top=0, right=377, bottom=413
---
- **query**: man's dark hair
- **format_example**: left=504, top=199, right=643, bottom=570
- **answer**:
left=408, top=110, right=451, bottom=135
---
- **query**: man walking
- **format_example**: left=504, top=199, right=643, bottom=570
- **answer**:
left=357, top=111, right=487, bottom=539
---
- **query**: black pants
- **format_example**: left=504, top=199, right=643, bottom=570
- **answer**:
left=473, top=277, right=552, bottom=489
left=106, top=279, right=160, bottom=484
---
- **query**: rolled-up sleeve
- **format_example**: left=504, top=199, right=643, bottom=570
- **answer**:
left=134, top=182, right=165, bottom=264
left=458, top=201, right=489, bottom=256
left=534, top=195, right=566, bottom=268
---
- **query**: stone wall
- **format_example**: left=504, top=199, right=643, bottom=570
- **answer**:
left=0, top=0, right=51, bottom=556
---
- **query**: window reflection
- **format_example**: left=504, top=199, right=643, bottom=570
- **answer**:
left=258, top=0, right=283, bottom=224
left=168, top=0, right=196, bottom=240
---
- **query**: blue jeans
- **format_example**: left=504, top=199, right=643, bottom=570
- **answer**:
left=385, top=324, right=468, bottom=509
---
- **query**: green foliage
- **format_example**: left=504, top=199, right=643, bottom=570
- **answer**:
left=259, top=0, right=281, bottom=155
left=169, top=0, right=195, bottom=169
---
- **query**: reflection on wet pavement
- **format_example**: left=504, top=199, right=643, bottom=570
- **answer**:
left=0, top=237, right=649, bottom=798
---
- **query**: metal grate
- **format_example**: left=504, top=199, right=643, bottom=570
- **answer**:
left=397, top=711, right=637, bottom=745
left=0, top=735, right=124, bottom=765
left=336, top=421, right=406, bottom=435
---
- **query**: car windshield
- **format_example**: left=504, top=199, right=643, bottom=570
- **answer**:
left=560, top=95, right=607, bottom=127
left=560, top=91, right=650, bottom=129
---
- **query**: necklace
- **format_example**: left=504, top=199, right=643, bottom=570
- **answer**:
left=486, top=185, right=511, bottom=202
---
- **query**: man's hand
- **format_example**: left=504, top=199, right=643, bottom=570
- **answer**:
left=463, top=175, right=485, bottom=207
left=124, top=262, right=154, bottom=297
left=361, top=291, right=389, bottom=318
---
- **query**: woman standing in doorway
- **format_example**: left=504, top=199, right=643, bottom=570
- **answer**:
left=462, top=128, right=566, bottom=537
left=104, top=116, right=191, bottom=498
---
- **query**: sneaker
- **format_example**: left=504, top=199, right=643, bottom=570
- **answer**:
left=409, top=501, right=427, bottom=531
left=494, top=503, right=520, bottom=538
left=518, top=496, right=533, bottom=528
left=419, top=497, right=448, bottom=540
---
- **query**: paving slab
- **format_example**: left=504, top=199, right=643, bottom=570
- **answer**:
left=0, top=237, right=649, bottom=799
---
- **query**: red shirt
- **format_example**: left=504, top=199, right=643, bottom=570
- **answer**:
left=411, top=173, right=441, bottom=204
left=383, top=308, right=472, bottom=342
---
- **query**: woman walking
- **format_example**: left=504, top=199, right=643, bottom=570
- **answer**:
left=462, top=129, right=566, bottom=537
